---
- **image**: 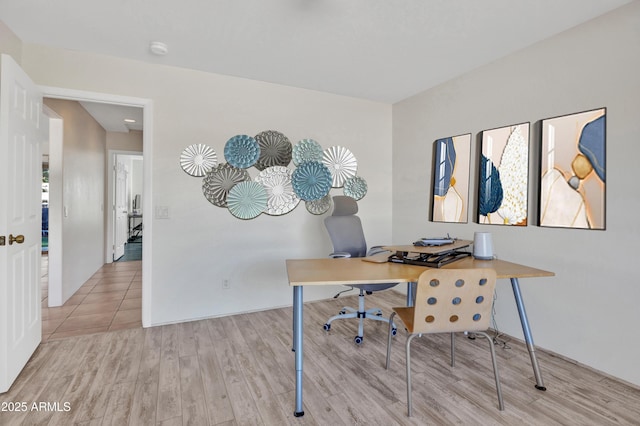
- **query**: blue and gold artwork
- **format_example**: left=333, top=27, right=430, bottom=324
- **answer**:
left=540, top=108, right=606, bottom=229
left=431, top=134, right=471, bottom=223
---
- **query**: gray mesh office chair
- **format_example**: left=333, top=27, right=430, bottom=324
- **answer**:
left=322, top=196, right=398, bottom=345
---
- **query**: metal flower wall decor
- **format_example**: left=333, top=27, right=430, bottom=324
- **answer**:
left=180, top=131, right=367, bottom=219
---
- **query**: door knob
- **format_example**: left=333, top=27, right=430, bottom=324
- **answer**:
left=9, top=234, right=24, bottom=245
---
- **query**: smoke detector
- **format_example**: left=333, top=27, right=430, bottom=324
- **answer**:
left=149, top=41, right=168, bottom=56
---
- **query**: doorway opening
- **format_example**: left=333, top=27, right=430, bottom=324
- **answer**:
left=40, top=87, right=153, bottom=331
left=112, top=152, right=143, bottom=263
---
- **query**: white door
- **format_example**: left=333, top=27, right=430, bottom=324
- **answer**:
left=0, top=54, right=44, bottom=393
left=113, top=157, right=128, bottom=260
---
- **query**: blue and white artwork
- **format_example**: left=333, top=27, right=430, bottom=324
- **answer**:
left=478, top=123, right=530, bottom=226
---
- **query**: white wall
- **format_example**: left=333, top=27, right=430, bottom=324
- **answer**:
left=392, top=3, right=640, bottom=385
left=0, top=21, right=21, bottom=64
left=22, top=46, right=393, bottom=325
left=43, top=98, right=106, bottom=304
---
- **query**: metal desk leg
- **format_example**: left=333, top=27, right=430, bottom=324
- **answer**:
left=292, top=290, right=296, bottom=352
left=510, top=277, right=546, bottom=391
left=293, top=286, right=305, bottom=416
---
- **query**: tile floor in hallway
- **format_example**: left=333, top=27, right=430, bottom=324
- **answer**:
left=40, top=255, right=142, bottom=341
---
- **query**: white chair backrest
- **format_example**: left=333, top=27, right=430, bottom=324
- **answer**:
left=412, top=268, right=497, bottom=334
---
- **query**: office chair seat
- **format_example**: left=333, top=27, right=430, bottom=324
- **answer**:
left=322, top=196, right=398, bottom=345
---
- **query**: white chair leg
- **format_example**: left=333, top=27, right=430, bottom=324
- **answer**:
left=450, top=332, right=456, bottom=367
left=385, top=312, right=397, bottom=369
left=406, top=334, right=419, bottom=417
left=476, top=331, right=504, bottom=411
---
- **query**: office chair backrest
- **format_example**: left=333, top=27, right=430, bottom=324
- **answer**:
left=324, top=196, right=367, bottom=258
left=413, top=268, right=497, bottom=334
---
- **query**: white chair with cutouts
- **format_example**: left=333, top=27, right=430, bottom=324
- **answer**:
left=385, top=267, right=504, bottom=416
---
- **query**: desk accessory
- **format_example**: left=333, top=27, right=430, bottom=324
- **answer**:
left=389, top=250, right=471, bottom=268
left=473, top=232, right=494, bottom=260
left=383, top=240, right=472, bottom=268
left=414, top=237, right=454, bottom=246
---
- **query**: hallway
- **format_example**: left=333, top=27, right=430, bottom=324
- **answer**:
left=40, top=255, right=142, bottom=341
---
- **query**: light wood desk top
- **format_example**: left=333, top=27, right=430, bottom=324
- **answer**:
left=286, top=257, right=554, bottom=286
left=441, top=256, right=554, bottom=279
left=286, top=258, right=426, bottom=286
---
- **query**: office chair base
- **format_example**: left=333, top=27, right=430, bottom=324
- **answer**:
left=324, top=288, right=397, bottom=344
left=324, top=307, right=397, bottom=345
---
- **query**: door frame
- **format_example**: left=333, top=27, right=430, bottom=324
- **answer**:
left=40, top=86, right=153, bottom=327
left=107, top=150, right=142, bottom=263
left=42, top=105, right=63, bottom=306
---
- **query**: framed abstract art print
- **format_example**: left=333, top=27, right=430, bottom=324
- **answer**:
left=538, top=108, right=606, bottom=229
left=478, top=122, right=530, bottom=226
left=431, top=134, right=471, bottom=223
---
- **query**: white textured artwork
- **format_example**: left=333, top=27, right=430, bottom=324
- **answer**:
left=478, top=123, right=530, bottom=226
left=497, top=126, right=529, bottom=225
left=254, top=166, right=300, bottom=215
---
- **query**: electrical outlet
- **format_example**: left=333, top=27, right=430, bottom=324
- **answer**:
left=222, top=279, right=230, bottom=289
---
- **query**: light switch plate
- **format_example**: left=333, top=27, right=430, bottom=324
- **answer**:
left=155, top=206, right=169, bottom=219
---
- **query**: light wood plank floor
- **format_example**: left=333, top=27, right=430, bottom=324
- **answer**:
left=1, top=290, right=639, bottom=425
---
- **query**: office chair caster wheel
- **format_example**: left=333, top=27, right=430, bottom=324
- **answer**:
left=391, top=327, right=397, bottom=336
left=339, top=309, right=346, bottom=315
left=323, top=323, right=331, bottom=331
left=354, top=336, right=363, bottom=345
left=375, top=312, right=382, bottom=316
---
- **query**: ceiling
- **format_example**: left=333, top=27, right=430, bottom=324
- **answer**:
left=1, top=0, right=633, bottom=131
left=78, top=102, right=143, bottom=132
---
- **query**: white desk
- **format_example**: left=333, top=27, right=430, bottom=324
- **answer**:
left=286, top=256, right=554, bottom=417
